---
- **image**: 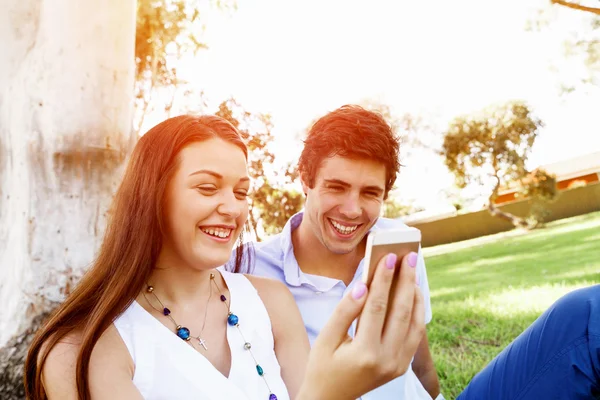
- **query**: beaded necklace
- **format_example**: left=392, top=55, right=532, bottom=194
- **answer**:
left=144, top=273, right=278, bottom=400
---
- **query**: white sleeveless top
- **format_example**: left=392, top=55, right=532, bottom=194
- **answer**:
left=113, top=271, right=290, bottom=400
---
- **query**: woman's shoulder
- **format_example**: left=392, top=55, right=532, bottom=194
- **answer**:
left=243, top=274, right=303, bottom=334
left=41, top=330, right=82, bottom=398
left=243, top=274, right=294, bottom=304
left=42, top=324, right=134, bottom=398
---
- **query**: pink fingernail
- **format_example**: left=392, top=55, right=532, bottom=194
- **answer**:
left=352, top=282, right=367, bottom=299
left=385, top=253, right=397, bottom=269
left=408, top=252, right=418, bottom=268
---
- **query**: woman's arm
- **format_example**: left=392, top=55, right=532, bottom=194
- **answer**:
left=42, top=325, right=144, bottom=400
left=248, top=276, right=310, bottom=399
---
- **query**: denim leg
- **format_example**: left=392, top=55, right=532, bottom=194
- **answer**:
left=457, top=285, right=600, bottom=400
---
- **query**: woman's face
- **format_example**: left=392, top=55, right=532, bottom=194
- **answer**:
left=162, top=138, right=250, bottom=270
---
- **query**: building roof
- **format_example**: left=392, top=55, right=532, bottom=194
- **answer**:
left=535, top=151, right=600, bottom=181
left=497, top=151, right=600, bottom=195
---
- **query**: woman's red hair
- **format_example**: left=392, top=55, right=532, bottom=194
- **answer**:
left=24, top=115, right=252, bottom=399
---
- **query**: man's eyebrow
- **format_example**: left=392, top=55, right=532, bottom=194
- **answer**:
left=323, top=179, right=350, bottom=187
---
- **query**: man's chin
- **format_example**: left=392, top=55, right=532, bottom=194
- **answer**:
left=323, top=239, right=357, bottom=255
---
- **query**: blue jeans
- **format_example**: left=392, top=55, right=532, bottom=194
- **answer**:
left=458, top=285, right=600, bottom=400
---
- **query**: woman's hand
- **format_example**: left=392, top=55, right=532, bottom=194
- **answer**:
left=297, top=252, right=425, bottom=400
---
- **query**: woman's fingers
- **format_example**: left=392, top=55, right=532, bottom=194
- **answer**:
left=315, top=280, right=369, bottom=351
left=302, top=253, right=428, bottom=400
left=354, top=253, right=397, bottom=346
left=397, top=285, right=426, bottom=375
left=382, top=252, right=418, bottom=351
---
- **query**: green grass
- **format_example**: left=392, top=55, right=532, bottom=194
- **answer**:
left=423, top=211, right=600, bottom=399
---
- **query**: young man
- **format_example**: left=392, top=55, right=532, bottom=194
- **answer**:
left=250, top=105, right=442, bottom=400
left=241, top=105, right=600, bottom=399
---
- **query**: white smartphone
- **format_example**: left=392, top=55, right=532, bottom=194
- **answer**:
left=362, top=227, right=422, bottom=286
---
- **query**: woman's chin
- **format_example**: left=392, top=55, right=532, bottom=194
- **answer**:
left=192, top=251, right=232, bottom=270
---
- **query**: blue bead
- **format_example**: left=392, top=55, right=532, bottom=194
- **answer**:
left=269, top=394, right=277, bottom=400
left=227, top=313, right=239, bottom=326
left=177, top=327, right=190, bottom=340
left=256, top=364, right=264, bottom=376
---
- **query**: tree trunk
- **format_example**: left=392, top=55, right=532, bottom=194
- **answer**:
left=0, top=0, right=136, bottom=356
left=487, top=175, right=530, bottom=229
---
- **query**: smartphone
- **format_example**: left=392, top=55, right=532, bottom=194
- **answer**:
left=355, top=227, right=421, bottom=334
left=362, top=227, right=422, bottom=286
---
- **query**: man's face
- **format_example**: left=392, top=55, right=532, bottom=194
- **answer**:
left=302, top=155, right=386, bottom=255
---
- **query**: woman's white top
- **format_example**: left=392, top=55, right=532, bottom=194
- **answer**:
left=113, top=270, right=290, bottom=400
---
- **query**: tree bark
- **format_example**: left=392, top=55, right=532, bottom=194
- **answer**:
left=0, top=0, right=136, bottom=353
left=551, top=0, right=600, bottom=16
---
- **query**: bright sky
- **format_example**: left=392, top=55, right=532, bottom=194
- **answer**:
left=149, top=0, right=600, bottom=211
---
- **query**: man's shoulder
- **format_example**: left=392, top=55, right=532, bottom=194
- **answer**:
left=254, top=231, right=285, bottom=256
left=250, top=232, right=288, bottom=277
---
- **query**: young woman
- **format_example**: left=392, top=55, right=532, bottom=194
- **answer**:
left=24, top=115, right=425, bottom=400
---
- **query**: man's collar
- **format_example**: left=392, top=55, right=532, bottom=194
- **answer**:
left=280, top=211, right=305, bottom=286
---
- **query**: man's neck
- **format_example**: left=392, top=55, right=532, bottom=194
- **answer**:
left=291, top=220, right=365, bottom=286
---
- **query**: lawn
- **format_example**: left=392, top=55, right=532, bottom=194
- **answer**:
left=423, top=210, right=600, bottom=399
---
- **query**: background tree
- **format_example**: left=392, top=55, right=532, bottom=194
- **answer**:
left=441, top=101, right=557, bottom=228
left=550, top=0, right=600, bottom=15
left=0, top=1, right=137, bottom=397
left=360, top=98, right=438, bottom=157
left=517, top=168, right=560, bottom=227
left=530, top=1, right=600, bottom=92
left=215, top=99, right=304, bottom=240
left=135, top=0, right=235, bottom=132
left=382, top=197, right=424, bottom=219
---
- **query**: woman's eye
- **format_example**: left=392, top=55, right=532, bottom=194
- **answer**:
left=197, top=186, right=217, bottom=194
left=235, top=191, right=249, bottom=199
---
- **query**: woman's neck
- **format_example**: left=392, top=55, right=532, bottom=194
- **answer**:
left=145, top=247, right=225, bottom=307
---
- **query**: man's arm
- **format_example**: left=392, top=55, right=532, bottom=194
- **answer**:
left=412, top=331, right=441, bottom=399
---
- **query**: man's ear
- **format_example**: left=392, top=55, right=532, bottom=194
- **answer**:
left=300, top=174, right=309, bottom=196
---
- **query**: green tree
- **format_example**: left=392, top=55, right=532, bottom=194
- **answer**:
left=215, top=99, right=304, bottom=240
left=518, top=168, right=560, bottom=227
left=441, top=101, right=557, bottom=228
left=135, top=0, right=235, bottom=132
